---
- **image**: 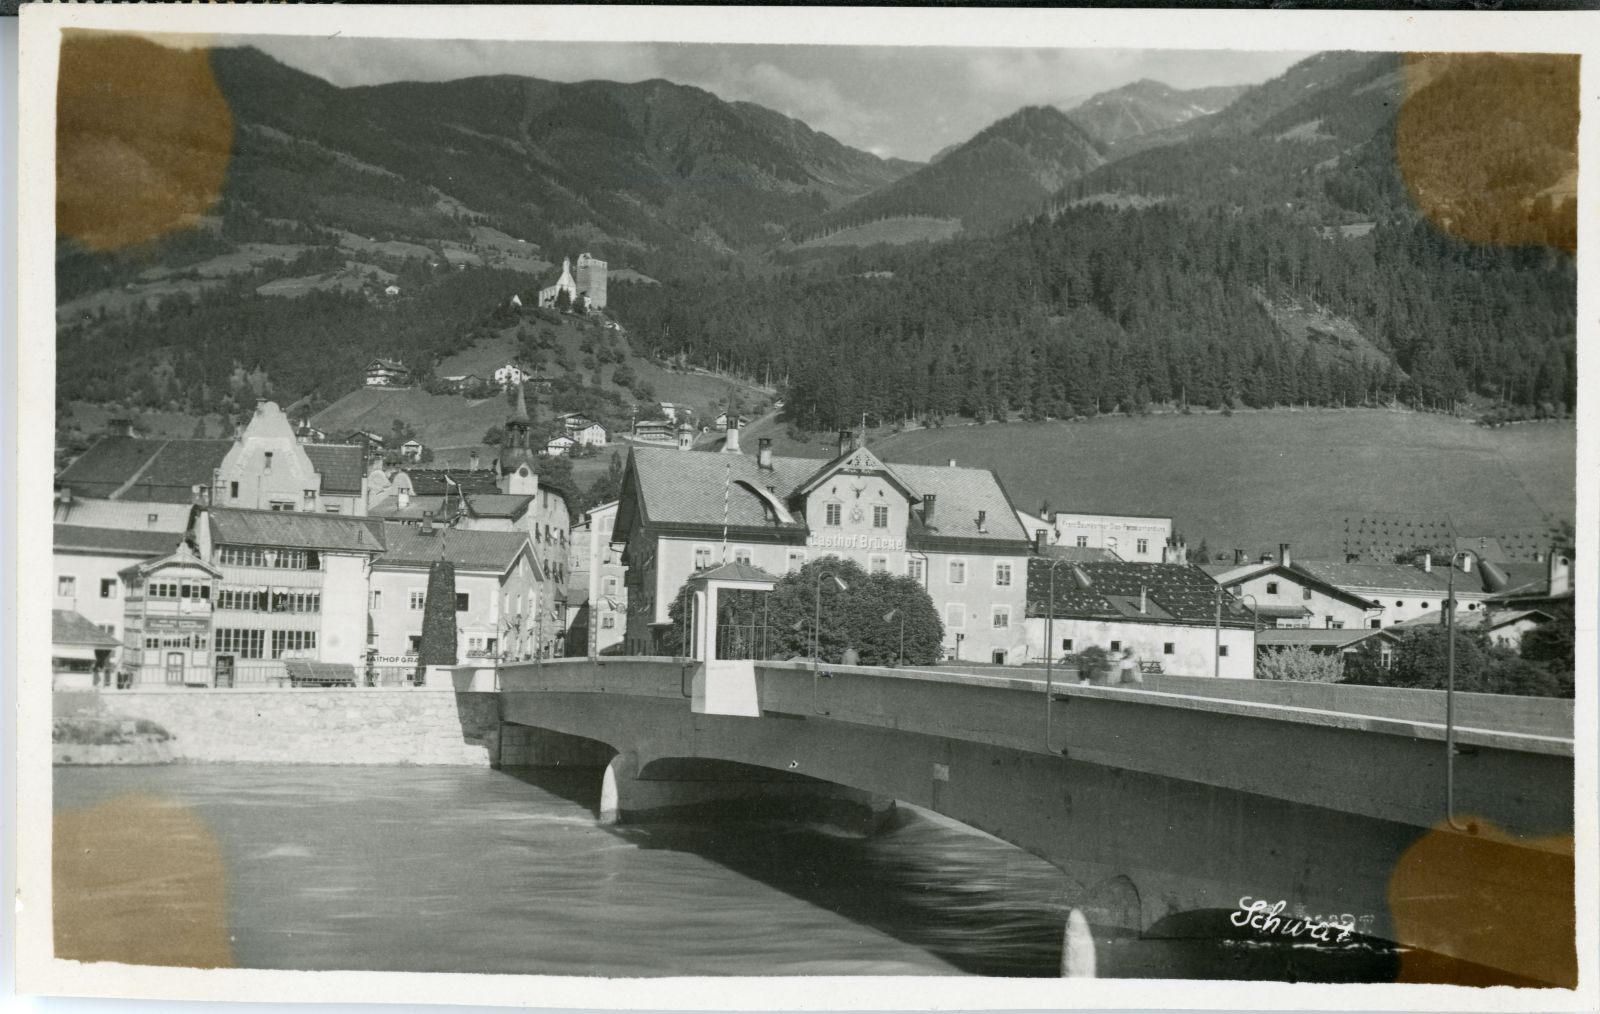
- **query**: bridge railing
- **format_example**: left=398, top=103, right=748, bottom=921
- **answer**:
left=491, top=655, right=1573, bottom=753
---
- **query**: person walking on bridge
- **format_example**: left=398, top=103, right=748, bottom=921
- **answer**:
left=1118, top=648, right=1141, bottom=685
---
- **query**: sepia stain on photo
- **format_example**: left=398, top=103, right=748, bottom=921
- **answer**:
left=38, top=16, right=1579, bottom=997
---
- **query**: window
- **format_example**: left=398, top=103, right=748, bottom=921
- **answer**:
left=1330, top=620, right=1345, bottom=630
left=270, top=501, right=295, bottom=512
left=1370, top=619, right=1382, bottom=629
left=98, top=623, right=115, bottom=635
left=229, top=481, right=239, bottom=499
left=1303, top=587, right=1312, bottom=601
left=944, top=603, right=964, bottom=628
left=787, top=551, right=805, bottom=574
left=994, top=562, right=1012, bottom=587
left=1218, top=645, right=1230, bottom=657
left=601, top=614, right=615, bottom=630
left=264, top=452, right=273, bottom=471
left=1266, top=581, right=1279, bottom=595
left=825, top=502, right=842, bottom=527
left=1061, top=638, right=1074, bottom=652
left=869, top=555, right=888, bottom=575
left=1110, top=640, right=1122, bottom=652
left=270, top=630, right=317, bottom=659
left=303, top=489, right=317, bottom=507
left=100, top=579, right=117, bottom=599
left=325, top=505, right=341, bottom=514
left=1137, top=539, right=1149, bottom=555
left=57, top=576, right=75, bottom=597
left=371, top=590, right=382, bottom=611
left=215, top=628, right=265, bottom=659
left=734, top=548, right=752, bottom=566
left=269, top=590, right=320, bottom=614
left=992, top=650, right=1007, bottom=664
left=1379, top=646, right=1394, bottom=670
left=907, top=558, right=925, bottom=583
left=991, top=605, right=1010, bottom=629
left=948, top=559, right=966, bottom=584
left=1421, top=602, right=1430, bottom=609
left=408, top=635, right=422, bottom=653
left=1395, top=601, right=1404, bottom=607
left=1075, top=536, right=1088, bottom=548
left=455, top=593, right=470, bottom=612
left=1163, top=642, right=1175, bottom=655
left=410, top=590, right=426, bottom=611
left=873, top=505, right=889, bottom=528
left=694, top=546, right=713, bottom=570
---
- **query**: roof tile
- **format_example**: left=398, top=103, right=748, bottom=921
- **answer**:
left=209, top=508, right=386, bottom=553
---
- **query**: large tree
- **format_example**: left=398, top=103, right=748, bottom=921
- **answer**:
left=660, top=557, right=943, bottom=666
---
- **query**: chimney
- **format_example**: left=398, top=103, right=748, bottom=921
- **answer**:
left=1279, top=543, right=1292, bottom=568
left=1139, top=584, right=1147, bottom=614
left=757, top=437, right=773, bottom=470
left=469, top=450, right=480, bottom=470
left=420, top=511, right=436, bottom=535
left=976, top=510, right=987, bottom=532
left=1549, top=551, right=1572, bottom=598
left=1234, top=548, right=1245, bottom=565
left=922, top=494, right=937, bottom=526
left=1421, top=552, right=1432, bottom=573
left=1458, top=552, right=1476, bottom=573
left=1035, top=529, right=1049, bottom=554
left=723, top=419, right=742, bottom=455
left=398, top=489, right=410, bottom=509
left=838, top=430, right=853, bottom=457
left=948, top=459, right=957, bottom=468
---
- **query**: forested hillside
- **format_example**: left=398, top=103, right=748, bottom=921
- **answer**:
left=613, top=206, right=1574, bottom=430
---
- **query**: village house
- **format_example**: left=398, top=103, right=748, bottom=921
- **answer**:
left=55, top=425, right=230, bottom=505
left=212, top=402, right=368, bottom=515
left=493, top=363, right=527, bottom=389
left=1208, top=547, right=1386, bottom=630
left=364, top=358, right=412, bottom=387
left=567, top=500, right=627, bottom=656
left=544, top=434, right=576, bottom=457
left=1024, top=556, right=1257, bottom=679
left=117, top=543, right=221, bottom=687
left=1255, top=626, right=1403, bottom=670
left=368, top=525, right=541, bottom=668
left=52, top=609, right=123, bottom=690
left=1015, top=507, right=1174, bottom=564
left=54, top=523, right=185, bottom=653
left=558, top=413, right=608, bottom=447
left=192, top=507, right=388, bottom=683
left=616, top=430, right=1033, bottom=664
left=631, top=417, right=680, bottom=444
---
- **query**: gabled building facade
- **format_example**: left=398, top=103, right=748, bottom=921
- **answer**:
left=118, top=545, right=221, bottom=687
left=213, top=402, right=368, bottom=515
left=616, top=435, right=1033, bottom=663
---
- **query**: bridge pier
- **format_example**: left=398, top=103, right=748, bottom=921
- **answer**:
left=599, top=753, right=896, bottom=835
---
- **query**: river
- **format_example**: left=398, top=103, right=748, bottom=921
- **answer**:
left=53, top=764, right=1071, bottom=977
left=55, top=764, right=1495, bottom=982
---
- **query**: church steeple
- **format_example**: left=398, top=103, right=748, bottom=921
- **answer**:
left=508, top=381, right=530, bottom=435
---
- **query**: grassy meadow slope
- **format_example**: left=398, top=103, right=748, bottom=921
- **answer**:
left=849, top=412, right=1572, bottom=561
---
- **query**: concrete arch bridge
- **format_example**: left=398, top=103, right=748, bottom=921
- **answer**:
left=457, top=657, right=1574, bottom=985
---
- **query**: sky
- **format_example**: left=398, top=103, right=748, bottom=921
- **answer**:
left=222, top=36, right=1311, bottom=162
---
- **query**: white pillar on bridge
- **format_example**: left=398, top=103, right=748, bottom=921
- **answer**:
left=683, top=562, right=778, bottom=717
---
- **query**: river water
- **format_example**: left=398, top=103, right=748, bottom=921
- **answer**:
left=56, top=765, right=1506, bottom=982
left=54, top=764, right=1072, bottom=977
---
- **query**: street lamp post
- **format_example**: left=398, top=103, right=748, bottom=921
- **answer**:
left=812, top=569, right=847, bottom=715
left=1043, top=557, right=1069, bottom=750
left=884, top=608, right=905, bottom=666
left=1446, top=551, right=1476, bottom=832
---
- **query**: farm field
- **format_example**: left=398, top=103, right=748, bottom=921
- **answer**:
left=798, top=216, right=963, bottom=248
left=864, top=411, right=1574, bottom=560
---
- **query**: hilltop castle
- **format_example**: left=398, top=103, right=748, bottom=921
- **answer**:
left=538, top=252, right=607, bottom=311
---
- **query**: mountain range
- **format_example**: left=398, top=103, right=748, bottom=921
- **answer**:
left=54, top=36, right=1576, bottom=430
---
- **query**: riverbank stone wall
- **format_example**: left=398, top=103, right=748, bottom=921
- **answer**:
left=68, top=688, right=504, bottom=766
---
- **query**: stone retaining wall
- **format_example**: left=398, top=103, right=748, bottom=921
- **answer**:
left=85, top=688, right=503, bottom=765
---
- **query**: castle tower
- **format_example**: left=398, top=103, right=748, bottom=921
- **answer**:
left=575, top=252, right=608, bottom=310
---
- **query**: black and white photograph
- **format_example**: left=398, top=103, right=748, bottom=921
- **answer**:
left=11, top=4, right=1596, bottom=1009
